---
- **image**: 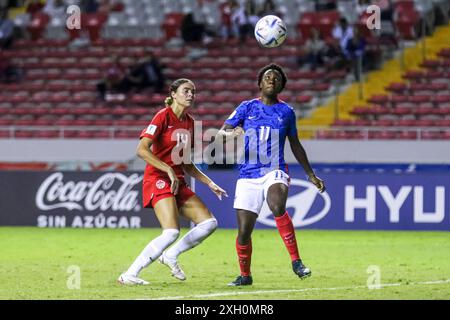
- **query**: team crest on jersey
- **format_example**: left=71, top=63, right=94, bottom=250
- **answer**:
left=145, top=124, right=157, bottom=135
left=156, top=180, right=166, bottom=189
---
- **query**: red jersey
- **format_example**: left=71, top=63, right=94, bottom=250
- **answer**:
left=140, top=106, right=194, bottom=182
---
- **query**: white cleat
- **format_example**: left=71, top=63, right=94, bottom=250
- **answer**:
left=117, top=273, right=149, bottom=285
left=159, top=252, right=186, bottom=281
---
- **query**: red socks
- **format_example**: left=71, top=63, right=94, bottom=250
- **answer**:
left=235, top=212, right=300, bottom=276
left=236, top=238, right=252, bottom=276
left=275, top=211, right=300, bottom=261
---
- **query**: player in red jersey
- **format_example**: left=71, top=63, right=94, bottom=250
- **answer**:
left=118, top=78, right=227, bottom=285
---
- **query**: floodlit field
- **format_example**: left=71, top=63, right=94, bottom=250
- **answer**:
left=1, top=227, right=449, bottom=300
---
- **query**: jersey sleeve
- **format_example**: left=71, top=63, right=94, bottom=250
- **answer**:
left=140, top=112, right=165, bottom=140
left=287, top=108, right=298, bottom=137
left=224, top=101, right=248, bottom=128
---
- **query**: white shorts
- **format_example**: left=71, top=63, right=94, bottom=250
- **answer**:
left=233, top=169, right=290, bottom=215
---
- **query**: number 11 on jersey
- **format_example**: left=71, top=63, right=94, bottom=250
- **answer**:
left=259, top=126, right=271, bottom=141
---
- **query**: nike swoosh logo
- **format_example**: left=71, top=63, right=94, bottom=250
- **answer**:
left=168, top=126, right=174, bottom=128
left=248, top=116, right=257, bottom=120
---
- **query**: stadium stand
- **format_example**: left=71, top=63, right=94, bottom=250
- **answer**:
left=323, top=45, right=450, bottom=140
left=0, top=0, right=449, bottom=140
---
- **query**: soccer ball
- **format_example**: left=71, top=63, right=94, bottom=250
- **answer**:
left=254, top=15, right=287, bottom=48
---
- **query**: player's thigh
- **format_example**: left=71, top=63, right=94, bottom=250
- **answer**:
left=266, top=183, right=289, bottom=215
left=233, top=179, right=265, bottom=214
left=179, top=195, right=213, bottom=225
left=153, top=196, right=180, bottom=229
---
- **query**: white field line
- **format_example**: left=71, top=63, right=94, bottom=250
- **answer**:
left=138, top=278, right=450, bottom=300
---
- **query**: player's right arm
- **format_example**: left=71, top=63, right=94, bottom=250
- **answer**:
left=217, top=123, right=245, bottom=140
left=136, top=137, right=180, bottom=195
left=216, top=102, right=247, bottom=140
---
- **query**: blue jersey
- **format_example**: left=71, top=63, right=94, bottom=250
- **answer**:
left=225, top=98, right=298, bottom=179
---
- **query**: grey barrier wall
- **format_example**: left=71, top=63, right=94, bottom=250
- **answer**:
left=1, top=140, right=450, bottom=163
left=0, top=171, right=190, bottom=228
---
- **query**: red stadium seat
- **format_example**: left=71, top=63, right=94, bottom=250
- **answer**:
left=317, top=11, right=340, bottom=39
left=438, top=48, right=450, bottom=58
left=297, top=11, right=339, bottom=40
left=402, top=70, right=424, bottom=81
left=420, top=59, right=442, bottom=69
left=415, top=119, right=435, bottom=127
left=421, top=131, right=442, bottom=140
left=35, top=130, right=60, bottom=138
left=391, top=95, right=409, bottom=106
left=315, top=130, right=334, bottom=139
left=373, top=119, right=394, bottom=127
left=162, top=13, right=184, bottom=40
left=297, top=12, right=317, bottom=39
left=357, top=11, right=378, bottom=40
left=396, top=119, right=418, bottom=127
left=385, top=82, right=408, bottom=93
left=332, top=119, right=353, bottom=126
left=369, top=130, right=397, bottom=140
left=0, top=130, right=11, bottom=138
left=27, top=13, right=50, bottom=41
left=368, top=95, right=389, bottom=105
left=394, top=1, right=416, bottom=12
left=397, top=131, right=418, bottom=140
left=435, top=119, right=450, bottom=127
left=395, top=9, right=420, bottom=40
left=115, top=131, right=139, bottom=139
left=63, top=130, right=79, bottom=138
left=353, top=119, right=371, bottom=126
left=75, top=131, right=94, bottom=139
left=93, top=119, right=113, bottom=126
left=14, top=131, right=35, bottom=138
left=68, top=13, right=108, bottom=42
left=14, top=119, right=35, bottom=126
left=392, top=106, right=412, bottom=117
left=92, top=130, right=112, bottom=139
left=82, top=12, right=108, bottom=41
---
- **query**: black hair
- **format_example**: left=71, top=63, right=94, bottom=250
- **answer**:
left=257, top=63, right=287, bottom=91
left=165, top=78, right=193, bottom=105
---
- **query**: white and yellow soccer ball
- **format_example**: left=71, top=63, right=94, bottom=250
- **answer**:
left=254, top=15, right=287, bottom=48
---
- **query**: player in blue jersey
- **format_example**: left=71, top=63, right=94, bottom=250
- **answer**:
left=217, top=63, right=325, bottom=286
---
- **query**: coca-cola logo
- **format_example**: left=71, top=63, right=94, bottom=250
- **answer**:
left=36, top=172, right=142, bottom=212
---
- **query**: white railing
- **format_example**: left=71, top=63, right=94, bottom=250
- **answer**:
left=1, top=125, right=449, bottom=140
left=0, top=126, right=140, bottom=139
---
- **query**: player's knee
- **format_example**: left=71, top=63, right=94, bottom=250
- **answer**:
left=198, top=217, right=218, bottom=233
left=162, top=228, right=180, bottom=244
left=237, top=229, right=252, bottom=244
left=270, top=204, right=286, bottom=217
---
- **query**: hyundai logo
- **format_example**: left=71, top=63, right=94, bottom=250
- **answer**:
left=257, top=179, right=331, bottom=227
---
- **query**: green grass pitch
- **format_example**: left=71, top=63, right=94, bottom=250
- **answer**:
left=1, top=227, right=449, bottom=300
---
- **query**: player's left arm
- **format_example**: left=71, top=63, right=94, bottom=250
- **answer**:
left=288, top=135, right=325, bottom=193
left=286, top=107, right=325, bottom=192
left=182, top=163, right=228, bottom=200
